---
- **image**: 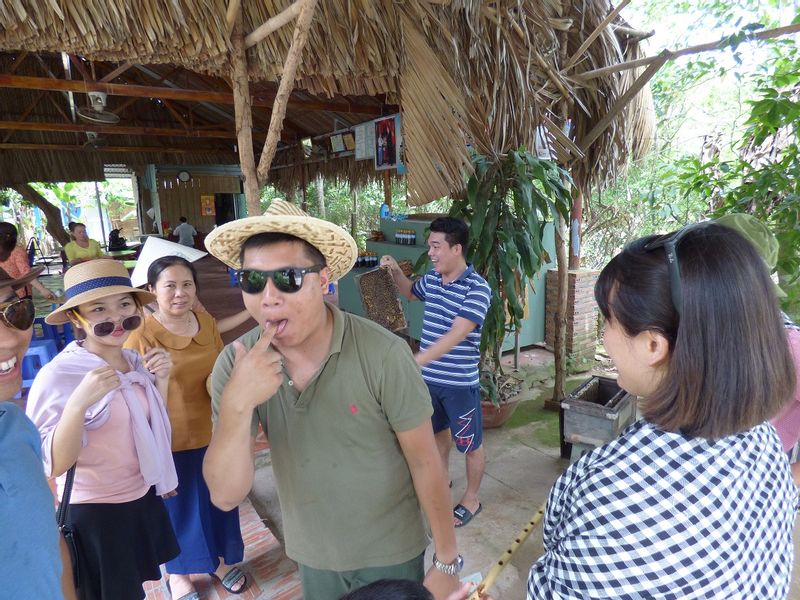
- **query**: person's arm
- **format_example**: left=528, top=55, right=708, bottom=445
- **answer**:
left=415, top=316, right=477, bottom=368
left=204, top=324, right=283, bottom=510
left=92, top=240, right=104, bottom=258
left=216, top=309, right=254, bottom=334
left=380, top=255, right=417, bottom=300
left=396, top=422, right=460, bottom=599
left=31, top=278, right=56, bottom=299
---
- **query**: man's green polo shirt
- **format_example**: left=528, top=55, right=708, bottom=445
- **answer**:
left=211, top=303, right=433, bottom=571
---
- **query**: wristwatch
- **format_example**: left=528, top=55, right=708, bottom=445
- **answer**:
left=432, top=553, right=464, bottom=576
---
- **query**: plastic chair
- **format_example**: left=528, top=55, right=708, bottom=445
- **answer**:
left=61, top=322, right=75, bottom=347
left=21, top=338, right=58, bottom=390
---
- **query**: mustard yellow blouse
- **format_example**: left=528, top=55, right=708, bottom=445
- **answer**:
left=125, top=311, right=223, bottom=452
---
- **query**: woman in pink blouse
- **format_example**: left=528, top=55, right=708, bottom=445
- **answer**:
left=26, top=259, right=179, bottom=600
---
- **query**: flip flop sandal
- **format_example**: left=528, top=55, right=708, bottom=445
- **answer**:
left=453, top=503, right=482, bottom=528
left=210, top=566, right=248, bottom=595
left=165, top=578, right=200, bottom=600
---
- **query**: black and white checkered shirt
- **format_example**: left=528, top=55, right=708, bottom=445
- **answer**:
left=528, top=419, right=797, bottom=599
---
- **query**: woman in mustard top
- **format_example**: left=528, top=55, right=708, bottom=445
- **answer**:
left=125, top=256, right=247, bottom=599
left=64, top=223, right=104, bottom=266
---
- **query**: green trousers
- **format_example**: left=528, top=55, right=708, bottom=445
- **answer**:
left=297, top=552, right=425, bottom=600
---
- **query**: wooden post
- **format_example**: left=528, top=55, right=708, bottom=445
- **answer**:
left=568, top=187, right=583, bottom=269
left=300, top=164, right=308, bottom=212
left=256, top=0, right=319, bottom=186
left=383, top=170, right=392, bottom=209
left=316, top=173, right=326, bottom=219
left=351, top=186, right=358, bottom=240
left=230, top=8, right=261, bottom=216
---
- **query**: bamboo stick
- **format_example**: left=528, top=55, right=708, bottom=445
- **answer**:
left=256, top=0, right=318, bottom=187
left=245, top=0, right=304, bottom=48
left=574, top=22, right=800, bottom=81
left=225, top=0, right=241, bottom=37
left=468, top=502, right=547, bottom=600
left=565, top=0, right=632, bottom=70
left=230, top=7, right=261, bottom=216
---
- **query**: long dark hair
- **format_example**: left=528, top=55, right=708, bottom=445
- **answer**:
left=0, top=222, right=19, bottom=262
left=595, top=222, right=795, bottom=439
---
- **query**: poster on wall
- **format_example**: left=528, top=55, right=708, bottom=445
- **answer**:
left=200, top=195, right=216, bottom=216
left=354, top=122, right=375, bottom=160
left=374, top=114, right=402, bottom=171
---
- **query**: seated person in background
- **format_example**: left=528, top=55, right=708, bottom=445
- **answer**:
left=63, top=222, right=103, bottom=266
left=107, top=228, right=127, bottom=251
left=0, top=222, right=56, bottom=299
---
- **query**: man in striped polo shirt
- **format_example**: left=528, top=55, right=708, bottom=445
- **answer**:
left=382, top=217, right=491, bottom=528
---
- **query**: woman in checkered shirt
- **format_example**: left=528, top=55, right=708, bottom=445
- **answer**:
left=529, top=222, right=797, bottom=600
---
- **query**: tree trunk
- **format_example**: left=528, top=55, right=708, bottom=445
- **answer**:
left=316, top=174, right=325, bottom=219
left=551, top=212, right=569, bottom=405
left=230, top=8, right=261, bottom=216
left=12, top=184, right=70, bottom=245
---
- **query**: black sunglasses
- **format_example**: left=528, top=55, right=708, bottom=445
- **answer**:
left=643, top=223, right=711, bottom=315
left=236, top=265, right=324, bottom=295
left=0, top=298, right=35, bottom=331
left=74, top=312, right=142, bottom=337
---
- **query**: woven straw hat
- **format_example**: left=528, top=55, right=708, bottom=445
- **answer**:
left=0, top=265, right=44, bottom=292
left=204, top=199, right=357, bottom=281
left=46, top=259, right=156, bottom=325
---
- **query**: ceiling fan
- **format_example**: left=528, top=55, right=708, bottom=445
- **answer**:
left=76, top=91, right=120, bottom=125
left=82, top=131, right=107, bottom=149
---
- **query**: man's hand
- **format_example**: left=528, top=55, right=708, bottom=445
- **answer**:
left=424, top=566, right=461, bottom=600
left=223, top=322, right=283, bottom=411
left=445, top=582, right=494, bottom=600
left=380, top=255, right=400, bottom=271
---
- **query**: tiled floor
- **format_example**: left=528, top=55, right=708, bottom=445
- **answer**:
left=144, top=498, right=302, bottom=600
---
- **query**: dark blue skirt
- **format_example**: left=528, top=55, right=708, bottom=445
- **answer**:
left=164, top=446, right=244, bottom=574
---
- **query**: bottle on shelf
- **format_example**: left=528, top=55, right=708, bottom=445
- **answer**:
left=380, top=203, right=391, bottom=219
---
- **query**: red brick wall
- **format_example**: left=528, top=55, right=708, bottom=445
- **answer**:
left=545, top=269, right=599, bottom=364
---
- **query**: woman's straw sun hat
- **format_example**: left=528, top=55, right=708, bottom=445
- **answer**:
left=204, top=199, right=357, bottom=281
left=46, top=259, right=156, bottom=325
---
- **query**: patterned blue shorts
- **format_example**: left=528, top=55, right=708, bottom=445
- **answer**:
left=427, top=382, right=482, bottom=453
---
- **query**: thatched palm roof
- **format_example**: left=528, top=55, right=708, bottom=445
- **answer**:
left=0, top=0, right=654, bottom=204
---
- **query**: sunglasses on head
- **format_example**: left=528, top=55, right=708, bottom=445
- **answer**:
left=643, top=223, right=711, bottom=315
left=0, top=298, right=35, bottom=331
left=236, top=265, right=324, bottom=294
left=73, top=311, right=142, bottom=337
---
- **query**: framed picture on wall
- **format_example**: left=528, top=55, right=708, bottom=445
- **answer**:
left=200, top=195, right=216, bottom=216
left=374, top=115, right=401, bottom=171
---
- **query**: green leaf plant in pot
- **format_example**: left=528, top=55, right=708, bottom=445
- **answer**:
left=449, top=149, right=572, bottom=427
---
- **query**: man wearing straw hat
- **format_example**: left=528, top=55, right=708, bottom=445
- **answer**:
left=203, top=200, right=461, bottom=600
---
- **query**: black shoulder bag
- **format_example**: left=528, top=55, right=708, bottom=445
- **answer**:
left=57, top=465, right=80, bottom=588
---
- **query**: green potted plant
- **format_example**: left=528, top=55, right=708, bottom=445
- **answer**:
left=449, top=149, right=572, bottom=427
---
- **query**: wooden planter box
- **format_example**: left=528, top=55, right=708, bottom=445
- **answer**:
left=561, top=376, right=636, bottom=461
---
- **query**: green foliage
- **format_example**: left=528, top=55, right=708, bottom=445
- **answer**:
left=669, top=41, right=800, bottom=316
left=450, top=150, right=572, bottom=405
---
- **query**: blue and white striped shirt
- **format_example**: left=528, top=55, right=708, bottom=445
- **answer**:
left=412, top=266, right=491, bottom=388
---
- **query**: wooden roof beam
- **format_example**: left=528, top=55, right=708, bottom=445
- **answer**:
left=245, top=0, right=304, bottom=48
left=9, top=52, right=28, bottom=74
left=0, top=119, right=266, bottom=141
left=256, top=0, right=319, bottom=187
left=100, top=61, right=134, bottom=83
left=0, top=74, right=384, bottom=114
left=0, top=142, right=235, bottom=154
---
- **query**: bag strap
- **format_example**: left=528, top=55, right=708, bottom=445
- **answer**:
left=56, top=465, right=76, bottom=528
